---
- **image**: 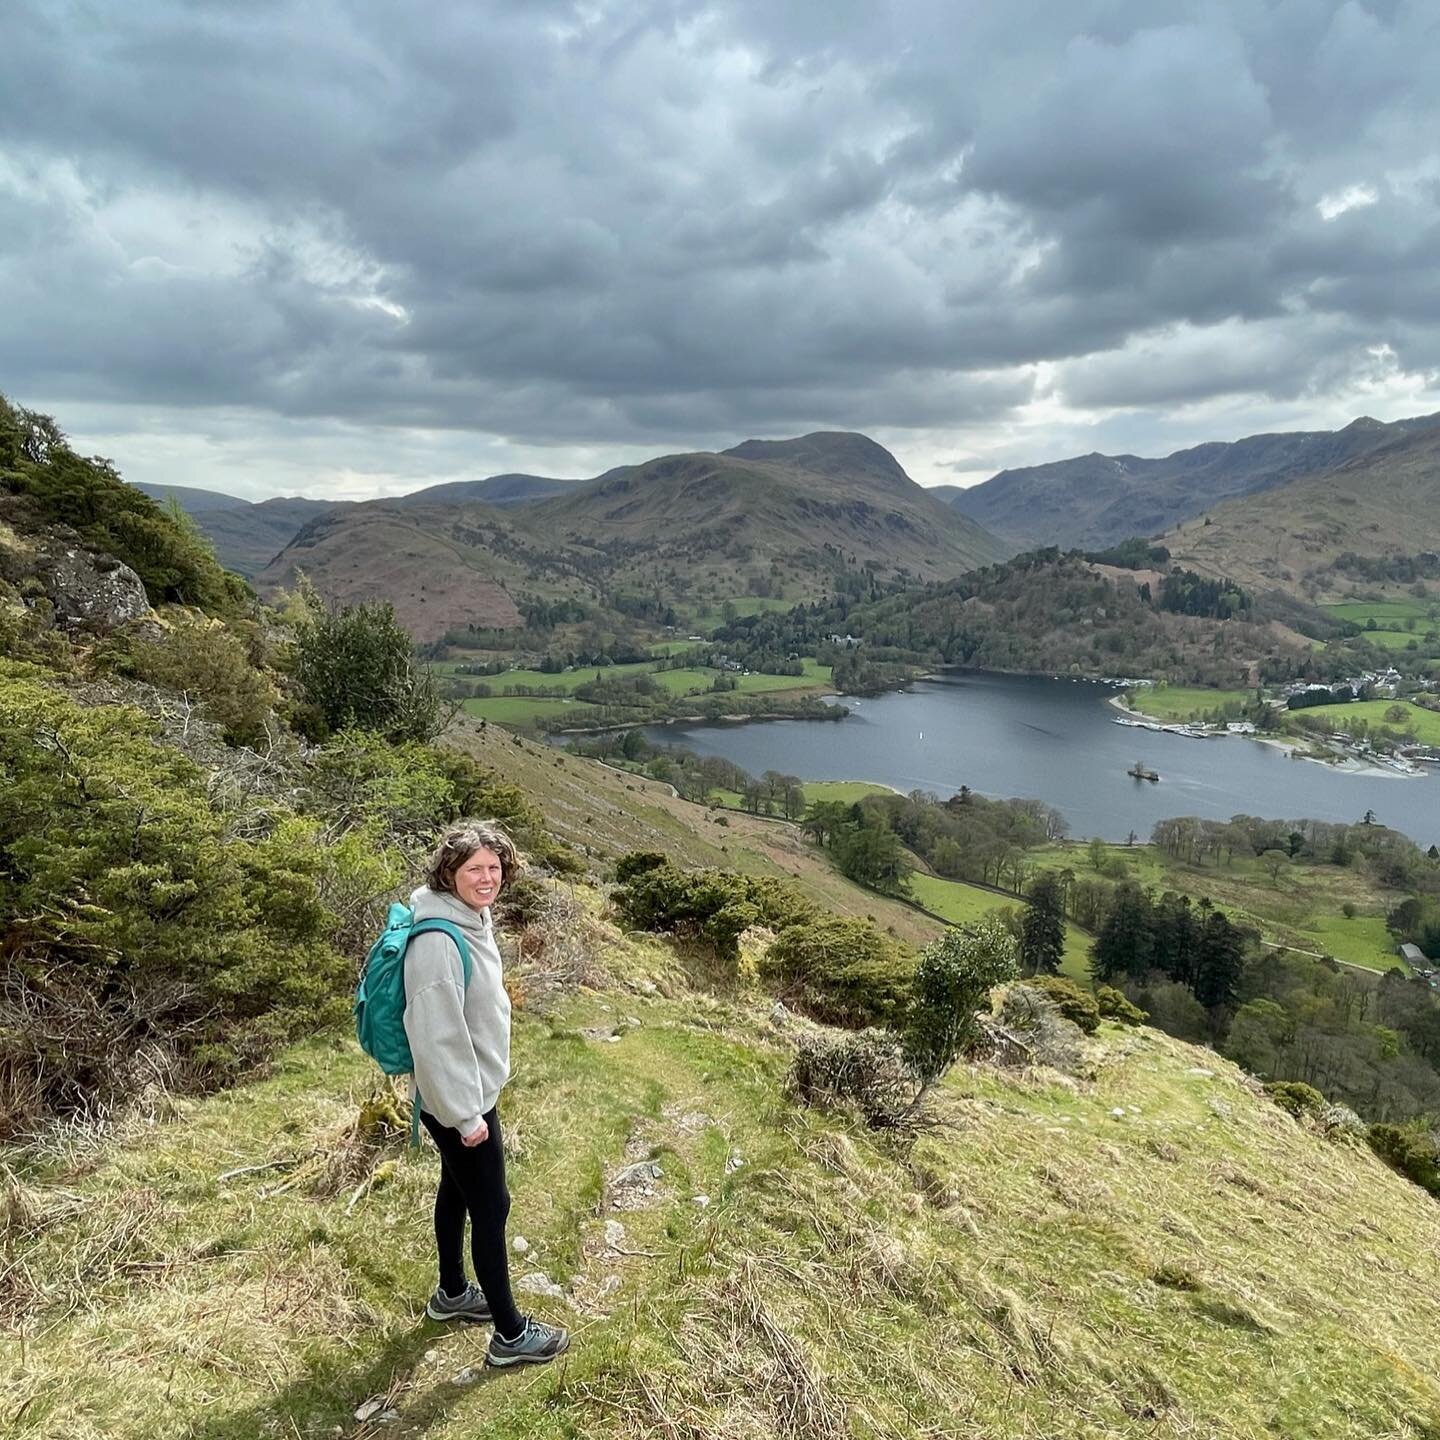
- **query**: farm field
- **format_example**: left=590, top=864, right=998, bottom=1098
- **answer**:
left=460, top=695, right=598, bottom=726
left=1030, top=841, right=1412, bottom=975
left=1126, top=685, right=1252, bottom=722
left=1294, top=699, right=1440, bottom=746
left=908, top=873, right=1092, bottom=982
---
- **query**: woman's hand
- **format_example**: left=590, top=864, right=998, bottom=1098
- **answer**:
left=461, top=1117, right=490, bottom=1147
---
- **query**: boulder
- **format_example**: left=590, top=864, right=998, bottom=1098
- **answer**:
left=0, top=509, right=150, bottom=634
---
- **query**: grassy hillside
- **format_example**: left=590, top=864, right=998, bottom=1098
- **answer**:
left=256, top=434, right=1005, bottom=643
left=1167, top=423, right=1440, bottom=601
left=951, top=412, right=1440, bottom=552
left=8, top=907, right=1440, bottom=1439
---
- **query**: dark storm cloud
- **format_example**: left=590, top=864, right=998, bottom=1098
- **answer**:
left=0, top=0, right=1438, bottom=491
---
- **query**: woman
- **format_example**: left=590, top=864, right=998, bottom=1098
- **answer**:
left=403, top=820, right=569, bottom=1366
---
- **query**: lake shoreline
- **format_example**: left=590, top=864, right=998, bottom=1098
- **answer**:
left=1106, top=693, right=1424, bottom=782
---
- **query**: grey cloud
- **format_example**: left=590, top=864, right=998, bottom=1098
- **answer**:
left=1, top=0, right=1438, bottom=494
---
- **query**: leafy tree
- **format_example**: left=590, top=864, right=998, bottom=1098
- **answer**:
left=832, top=823, right=911, bottom=896
left=1020, top=871, right=1066, bottom=975
left=901, top=919, right=1018, bottom=1096
left=293, top=589, right=446, bottom=742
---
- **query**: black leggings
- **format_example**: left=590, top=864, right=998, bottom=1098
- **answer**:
left=420, top=1107, right=524, bottom=1338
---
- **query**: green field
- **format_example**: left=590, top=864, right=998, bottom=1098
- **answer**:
left=1126, top=685, right=1252, bottom=722
left=679, top=596, right=796, bottom=623
left=460, top=695, right=598, bottom=726
left=802, top=780, right=898, bottom=805
left=1030, top=841, right=1412, bottom=975
left=1297, top=913, right=1404, bottom=972
left=1295, top=698, right=1440, bottom=746
left=452, top=657, right=832, bottom=726
left=1326, top=599, right=1437, bottom=627
left=908, top=873, right=1092, bottom=981
left=1324, top=600, right=1440, bottom=658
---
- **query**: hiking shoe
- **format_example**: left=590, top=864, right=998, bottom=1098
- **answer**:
left=486, top=1316, right=570, bottom=1367
left=425, top=1283, right=492, bottom=1324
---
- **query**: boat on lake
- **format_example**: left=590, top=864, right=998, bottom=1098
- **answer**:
left=1127, top=761, right=1161, bottom=782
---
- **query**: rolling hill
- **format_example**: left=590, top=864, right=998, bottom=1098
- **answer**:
left=949, top=412, right=1440, bottom=552
left=131, top=475, right=581, bottom=578
left=1166, top=421, right=1440, bottom=600
left=255, top=432, right=1005, bottom=642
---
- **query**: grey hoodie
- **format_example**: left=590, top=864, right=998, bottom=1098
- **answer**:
left=402, top=885, right=511, bottom=1137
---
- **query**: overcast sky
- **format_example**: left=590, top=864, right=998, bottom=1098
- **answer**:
left=3, top=1, right=1438, bottom=500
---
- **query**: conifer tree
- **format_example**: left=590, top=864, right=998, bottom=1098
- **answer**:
left=1020, top=871, right=1067, bottom=975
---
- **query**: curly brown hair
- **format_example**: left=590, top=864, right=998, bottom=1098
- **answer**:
left=424, top=821, right=525, bottom=896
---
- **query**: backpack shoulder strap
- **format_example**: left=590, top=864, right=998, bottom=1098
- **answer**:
left=407, top=918, right=473, bottom=987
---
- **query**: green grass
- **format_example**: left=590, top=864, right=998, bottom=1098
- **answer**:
left=451, top=658, right=832, bottom=723
left=1299, top=913, right=1408, bottom=972
left=461, top=695, right=598, bottom=726
left=907, top=873, right=1093, bottom=981
left=1293, top=699, right=1440, bottom=746
left=802, top=780, right=898, bottom=805
left=679, top=596, right=796, bottom=623
left=1126, top=685, right=1253, bottom=722
left=13, top=911, right=1440, bottom=1437
left=1326, top=599, right=1436, bottom=626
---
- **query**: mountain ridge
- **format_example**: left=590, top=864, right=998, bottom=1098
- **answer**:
left=950, top=411, right=1440, bottom=552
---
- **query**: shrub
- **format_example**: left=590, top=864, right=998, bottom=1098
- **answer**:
left=611, top=863, right=815, bottom=960
left=761, top=917, right=913, bottom=1027
left=0, top=669, right=356, bottom=1132
left=1263, top=1080, right=1326, bottom=1120
left=112, top=615, right=278, bottom=745
left=1095, top=984, right=1147, bottom=1025
left=615, top=850, right=668, bottom=884
left=901, top=918, right=1018, bottom=1091
left=293, top=589, right=445, bottom=742
left=788, top=1030, right=912, bottom=1129
left=1020, top=975, right=1100, bottom=1034
left=1367, top=1123, right=1440, bottom=1197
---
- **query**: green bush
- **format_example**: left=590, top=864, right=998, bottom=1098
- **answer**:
left=1263, top=1080, right=1326, bottom=1120
left=109, top=614, right=279, bottom=745
left=611, top=862, right=814, bottom=959
left=0, top=667, right=357, bottom=1131
left=902, top=918, right=1019, bottom=1090
left=293, top=589, right=445, bottom=742
left=762, top=917, right=914, bottom=1027
left=615, top=850, right=669, bottom=884
left=1367, top=1123, right=1440, bottom=1197
left=1020, top=975, right=1100, bottom=1034
left=432, top=747, right=581, bottom=873
left=1095, top=984, right=1147, bottom=1025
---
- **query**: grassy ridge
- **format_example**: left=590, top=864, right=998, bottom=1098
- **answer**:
left=8, top=920, right=1440, bottom=1438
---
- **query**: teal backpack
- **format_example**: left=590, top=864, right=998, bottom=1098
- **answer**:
left=356, top=901, right=472, bottom=1143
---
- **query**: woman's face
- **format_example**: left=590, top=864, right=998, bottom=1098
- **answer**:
left=453, top=846, right=504, bottom=911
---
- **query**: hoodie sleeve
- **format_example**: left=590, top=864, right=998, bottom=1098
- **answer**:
left=403, top=931, right=486, bottom=1136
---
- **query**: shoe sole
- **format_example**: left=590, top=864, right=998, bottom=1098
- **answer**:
left=425, top=1301, right=492, bottom=1324
left=486, top=1335, right=570, bottom=1367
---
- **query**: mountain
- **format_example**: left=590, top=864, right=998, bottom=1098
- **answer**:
left=390, top=473, right=580, bottom=508
left=1166, top=421, right=1440, bottom=599
left=256, top=432, right=1006, bottom=642
left=129, top=474, right=581, bottom=578
left=950, top=413, right=1440, bottom=552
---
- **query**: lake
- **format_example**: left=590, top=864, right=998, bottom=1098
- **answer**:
left=636, top=671, right=1440, bottom=848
